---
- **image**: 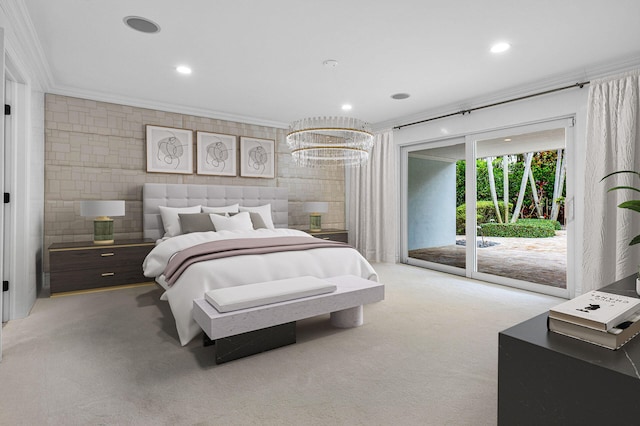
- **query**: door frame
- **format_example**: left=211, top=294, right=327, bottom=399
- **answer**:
left=465, top=117, right=574, bottom=298
left=400, top=135, right=466, bottom=276
left=400, top=116, right=575, bottom=299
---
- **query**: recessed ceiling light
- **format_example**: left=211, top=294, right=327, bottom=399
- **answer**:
left=176, top=65, right=192, bottom=75
left=342, top=104, right=352, bottom=111
left=123, top=16, right=161, bottom=34
left=504, top=138, right=512, bottom=142
left=490, top=42, right=511, bottom=53
left=391, top=93, right=410, bottom=100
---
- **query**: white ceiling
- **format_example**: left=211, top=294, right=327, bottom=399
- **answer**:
left=22, top=0, right=640, bottom=128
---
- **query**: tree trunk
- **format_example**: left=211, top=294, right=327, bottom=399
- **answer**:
left=511, top=152, right=533, bottom=222
left=550, top=149, right=563, bottom=221
left=486, top=157, right=503, bottom=223
left=503, top=156, right=509, bottom=223
left=550, top=149, right=566, bottom=221
left=528, top=168, right=543, bottom=218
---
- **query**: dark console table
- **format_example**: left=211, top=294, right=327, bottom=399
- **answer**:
left=498, top=274, right=640, bottom=425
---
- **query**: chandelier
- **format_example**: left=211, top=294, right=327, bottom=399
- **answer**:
left=286, top=116, right=374, bottom=167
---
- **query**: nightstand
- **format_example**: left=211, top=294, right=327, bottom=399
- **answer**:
left=304, top=229, right=349, bottom=243
left=49, top=238, right=155, bottom=294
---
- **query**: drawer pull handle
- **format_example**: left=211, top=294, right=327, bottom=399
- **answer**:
left=101, top=272, right=115, bottom=277
left=322, top=237, right=331, bottom=240
left=101, top=253, right=115, bottom=257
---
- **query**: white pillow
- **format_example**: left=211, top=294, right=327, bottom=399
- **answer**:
left=239, top=204, right=275, bottom=229
left=158, top=205, right=201, bottom=237
left=209, top=211, right=253, bottom=232
left=202, top=204, right=239, bottom=214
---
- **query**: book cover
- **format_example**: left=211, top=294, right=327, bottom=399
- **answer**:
left=548, top=310, right=640, bottom=350
left=549, top=290, right=640, bottom=331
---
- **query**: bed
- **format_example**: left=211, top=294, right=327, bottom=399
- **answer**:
left=141, top=183, right=378, bottom=346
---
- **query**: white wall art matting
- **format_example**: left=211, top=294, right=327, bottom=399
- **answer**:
left=146, top=125, right=194, bottom=174
left=240, top=136, right=275, bottom=178
left=196, top=131, right=237, bottom=176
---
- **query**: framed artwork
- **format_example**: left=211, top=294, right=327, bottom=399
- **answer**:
left=196, top=131, right=237, bottom=176
left=240, top=137, right=275, bottom=178
left=146, top=125, right=193, bottom=174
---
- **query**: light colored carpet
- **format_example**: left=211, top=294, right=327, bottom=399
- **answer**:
left=0, top=263, right=561, bottom=425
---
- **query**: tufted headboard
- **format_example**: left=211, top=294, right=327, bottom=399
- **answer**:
left=143, top=183, right=288, bottom=240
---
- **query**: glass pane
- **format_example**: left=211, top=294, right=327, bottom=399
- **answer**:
left=407, top=143, right=466, bottom=270
left=474, top=129, right=567, bottom=288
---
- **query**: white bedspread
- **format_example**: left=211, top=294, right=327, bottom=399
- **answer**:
left=142, top=228, right=378, bottom=345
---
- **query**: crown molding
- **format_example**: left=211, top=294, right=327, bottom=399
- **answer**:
left=3, top=0, right=288, bottom=129
left=49, top=84, right=290, bottom=129
left=374, top=55, right=640, bottom=132
left=1, top=0, right=54, bottom=91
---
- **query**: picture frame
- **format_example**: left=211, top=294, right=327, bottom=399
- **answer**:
left=146, top=125, right=193, bottom=174
left=240, top=137, right=275, bottom=178
left=196, top=131, right=237, bottom=176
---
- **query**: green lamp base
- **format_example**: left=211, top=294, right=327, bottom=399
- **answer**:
left=309, top=213, right=322, bottom=233
left=93, top=217, right=114, bottom=245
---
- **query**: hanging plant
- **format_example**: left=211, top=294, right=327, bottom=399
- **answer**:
left=601, top=170, right=640, bottom=245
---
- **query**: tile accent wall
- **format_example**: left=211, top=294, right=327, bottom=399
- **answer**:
left=44, top=94, right=345, bottom=270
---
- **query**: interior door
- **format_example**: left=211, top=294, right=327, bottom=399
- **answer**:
left=0, top=27, right=6, bottom=360
left=2, top=78, right=11, bottom=323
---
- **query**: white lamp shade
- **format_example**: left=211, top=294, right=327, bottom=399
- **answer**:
left=304, top=202, right=328, bottom=214
left=80, top=200, right=125, bottom=217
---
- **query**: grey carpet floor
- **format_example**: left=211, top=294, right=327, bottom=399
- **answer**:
left=0, top=263, right=561, bottom=426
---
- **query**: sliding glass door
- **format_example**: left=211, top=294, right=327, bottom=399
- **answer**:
left=402, top=119, right=573, bottom=297
left=404, top=139, right=466, bottom=275
left=472, top=128, right=568, bottom=290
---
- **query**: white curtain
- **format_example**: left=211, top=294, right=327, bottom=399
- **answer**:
left=347, top=130, right=397, bottom=263
left=583, top=70, right=640, bottom=292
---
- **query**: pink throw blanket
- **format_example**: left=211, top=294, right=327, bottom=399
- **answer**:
left=163, top=236, right=349, bottom=286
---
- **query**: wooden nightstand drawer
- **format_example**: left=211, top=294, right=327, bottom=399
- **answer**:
left=304, top=229, right=349, bottom=243
left=49, top=239, right=154, bottom=294
left=49, top=265, right=147, bottom=293
left=50, top=245, right=150, bottom=272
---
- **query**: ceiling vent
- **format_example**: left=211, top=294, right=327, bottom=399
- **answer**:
left=123, top=16, right=161, bottom=34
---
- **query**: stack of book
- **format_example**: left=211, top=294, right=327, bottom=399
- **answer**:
left=548, top=290, right=640, bottom=350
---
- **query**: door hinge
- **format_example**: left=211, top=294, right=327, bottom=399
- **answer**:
left=3, top=193, right=9, bottom=204
left=2, top=281, right=8, bottom=292
left=4, top=104, right=10, bottom=115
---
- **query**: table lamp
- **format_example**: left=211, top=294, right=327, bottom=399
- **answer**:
left=81, top=200, right=125, bottom=244
left=304, top=201, right=328, bottom=232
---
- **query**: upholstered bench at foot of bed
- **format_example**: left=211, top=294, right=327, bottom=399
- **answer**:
left=193, top=274, right=384, bottom=364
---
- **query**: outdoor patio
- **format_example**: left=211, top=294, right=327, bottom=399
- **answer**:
left=408, top=231, right=567, bottom=288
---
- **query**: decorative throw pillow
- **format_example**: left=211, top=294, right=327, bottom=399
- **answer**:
left=159, top=205, right=201, bottom=237
left=202, top=204, right=239, bottom=214
left=229, top=211, right=268, bottom=229
left=179, top=213, right=216, bottom=234
left=239, top=204, right=275, bottom=229
left=209, top=211, right=253, bottom=232
left=248, top=212, right=268, bottom=229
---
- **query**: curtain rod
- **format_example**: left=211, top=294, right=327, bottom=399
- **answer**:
left=393, top=81, right=590, bottom=130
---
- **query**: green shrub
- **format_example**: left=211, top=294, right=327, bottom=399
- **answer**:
left=477, top=200, right=512, bottom=223
left=456, top=201, right=513, bottom=234
left=456, top=206, right=479, bottom=235
left=479, top=222, right=556, bottom=238
left=516, top=218, right=561, bottom=230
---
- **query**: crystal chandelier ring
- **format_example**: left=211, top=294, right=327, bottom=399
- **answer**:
left=286, top=116, right=374, bottom=167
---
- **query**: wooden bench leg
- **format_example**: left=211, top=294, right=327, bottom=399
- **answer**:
left=330, top=305, right=363, bottom=328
